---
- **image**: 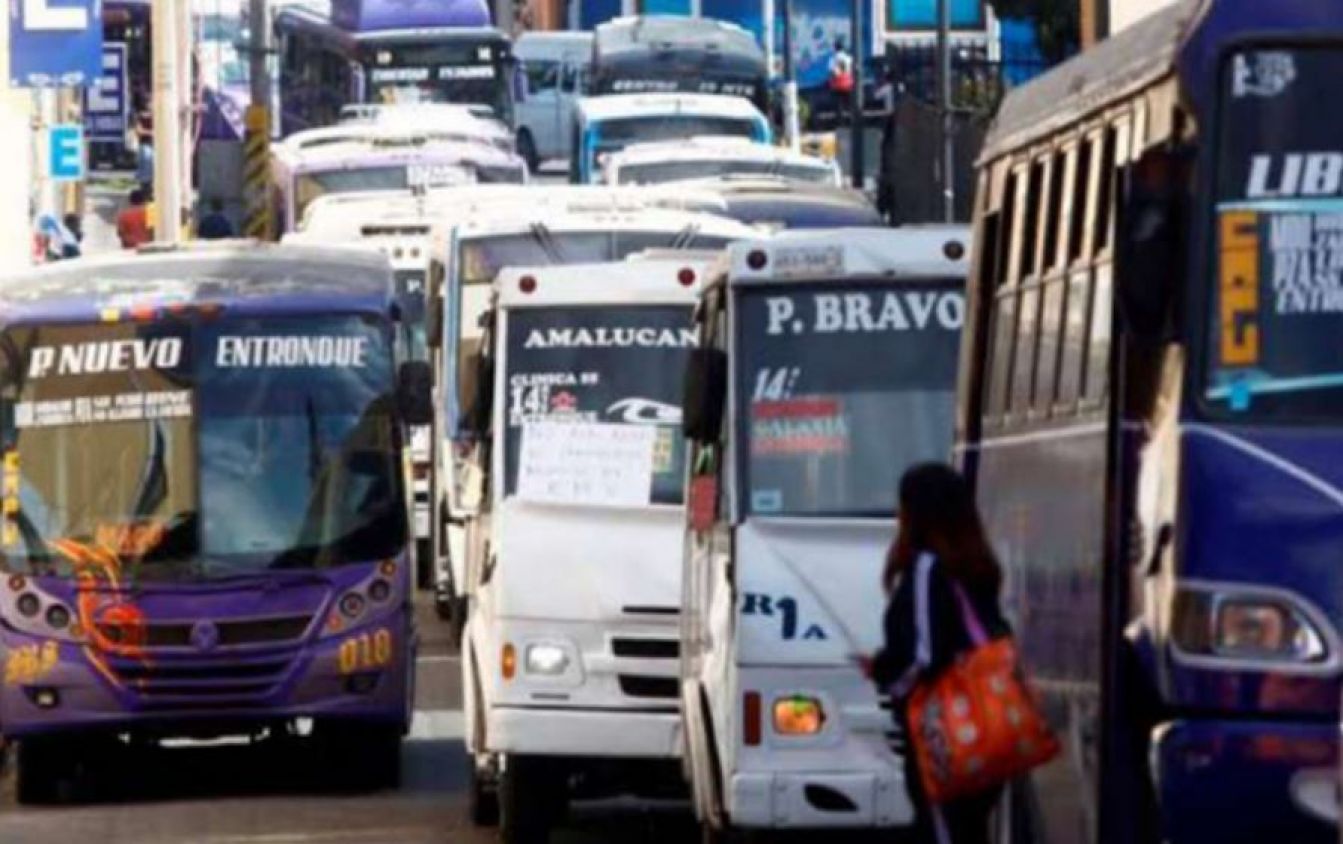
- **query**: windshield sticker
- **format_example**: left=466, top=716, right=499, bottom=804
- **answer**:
left=607, top=397, right=682, bottom=425
left=508, top=371, right=601, bottom=426
left=751, top=489, right=783, bottom=513
left=1233, top=52, right=1296, bottom=99
left=1218, top=211, right=1261, bottom=369
left=652, top=428, right=675, bottom=474
left=216, top=335, right=370, bottom=368
left=763, top=291, right=964, bottom=336
left=439, top=65, right=495, bottom=80
left=517, top=420, right=657, bottom=508
left=752, top=398, right=850, bottom=455
left=27, top=337, right=183, bottom=379
left=14, top=389, right=190, bottom=429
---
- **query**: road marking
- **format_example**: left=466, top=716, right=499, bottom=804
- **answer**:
left=409, top=709, right=464, bottom=741
left=201, top=829, right=433, bottom=844
left=416, top=654, right=459, bottom=665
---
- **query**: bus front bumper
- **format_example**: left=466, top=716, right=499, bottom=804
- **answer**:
left=1152, top=719, right=1337, bottom=844
left=728, top=769, right=912, bottom=829
left=488, top=705, right=680, bottom=759
left=0, top=619, right=412, bottom=739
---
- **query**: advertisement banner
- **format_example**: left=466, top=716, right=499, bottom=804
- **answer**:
left=888, top=0, right=985, bottom=31
left=85, top=42, right=127, bottom=143
left=8, top=0, right=104, bottom=88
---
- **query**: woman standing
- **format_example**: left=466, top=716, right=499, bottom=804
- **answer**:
left=862, top=463, right=1009, bottom=844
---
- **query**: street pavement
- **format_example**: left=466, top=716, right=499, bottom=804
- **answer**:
left=0, top=593, right=699, bottom=844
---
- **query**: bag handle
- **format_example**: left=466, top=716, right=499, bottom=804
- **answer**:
left=951, top=582, right=990, bottom=647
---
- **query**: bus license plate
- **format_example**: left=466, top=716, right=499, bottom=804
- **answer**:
left=772, top=245, right=844, bottom=279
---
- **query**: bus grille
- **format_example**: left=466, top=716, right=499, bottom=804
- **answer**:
left=95, top=615, right=313, bottom=649
left=618, top=675, right=679, bottom=700
left=611, top=638, right=679, bottom=659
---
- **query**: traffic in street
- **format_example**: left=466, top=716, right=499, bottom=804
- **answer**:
left=2, top=0, right=1342, bottom=843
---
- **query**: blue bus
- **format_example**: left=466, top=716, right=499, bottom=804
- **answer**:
left=958, top=1, right=1340, bottom=841
left=0, top=243, right=430, bottom=802
left=274, top=0, right=518, bottom=136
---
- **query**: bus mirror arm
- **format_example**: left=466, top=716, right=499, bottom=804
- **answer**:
left=398, top=361, right=434, bottom=426
left=1117, top=147, right=1190, bottom=341
left=682, top=348, right=728, bottom=443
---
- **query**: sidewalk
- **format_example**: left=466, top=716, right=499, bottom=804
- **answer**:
left=82, top=173, right=136, bottom=257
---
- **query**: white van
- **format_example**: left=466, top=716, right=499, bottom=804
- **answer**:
left=456, top=257, right=712, bottom=842
left=514, top=31, right=593, bottom=172
left=678, top=227, right=971, bottom=838
left=428, top=205, right=756, bottom=637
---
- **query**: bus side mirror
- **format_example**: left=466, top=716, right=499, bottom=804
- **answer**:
left=426, top=294, right=444, bottom=349
left=1118, top=148, right=1187, bottom=340
left=682, top=348, right=728, bottom=443
left=398, top=361, right=434, bottom=426
left=462, top=353, right=495, bottom=437
left=512, top=61, right=528, bottom=104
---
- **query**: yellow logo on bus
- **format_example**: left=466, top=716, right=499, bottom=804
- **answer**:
left=1219, top=210, right=1261, bottom=366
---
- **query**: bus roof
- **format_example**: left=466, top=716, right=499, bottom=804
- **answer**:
left=673, top=180, right=881, bottom=230
left=723, top=226, right=971, bottom=285
left=982, top=0, right=1199, bottom=161
left=607, top=137, right=838, bottom=178
left=593, top=16, right=763, bottom=64
left=275, top=5, right=502, bottom=46
left=282, top=137, right=522, bottom=174
left=333, top=0, right=490, bottom=32
left=577, top=93, right=767, bottom=122
left=494, top=257, right=711, bottom=309
left=454, top=208, right=758, bottom=242
left=0, top=243, right=394, bottom=323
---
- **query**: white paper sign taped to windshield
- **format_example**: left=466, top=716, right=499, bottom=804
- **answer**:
left=517, top=420, right=656, bottom=507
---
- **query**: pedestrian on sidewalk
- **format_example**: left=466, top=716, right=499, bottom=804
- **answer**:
left=859, top=463, right=1009, bottom=844
left=116, top=189, right=153, bottom=249
left=198, top=198, right=234, bottom=240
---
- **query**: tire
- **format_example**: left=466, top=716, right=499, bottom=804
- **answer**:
left=16, top=737, right=68, bottom=805
left=467, top=754, right=500, bottom=827
left=499, top=754, right=558, bottom=843
left=517, top=130, right=540, bottom=175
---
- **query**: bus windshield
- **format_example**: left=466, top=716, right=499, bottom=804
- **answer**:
left=615, top=159, right=834, bottom=186
left=735, top=281, right=963, bottom=517
left=1208, top=47, right=1343, bottom=420
left=295, top=163, right=477, bottom=219
left=596, top=116, right=758, bottom=155
left=365, top=41, right=512, bottom=123
left=0, top=315, right=406, bottom=580
left=501, top=305, right=693, bottom=507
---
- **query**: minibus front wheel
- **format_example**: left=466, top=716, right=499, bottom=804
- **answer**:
left=500, top=753, right=564, bottom=843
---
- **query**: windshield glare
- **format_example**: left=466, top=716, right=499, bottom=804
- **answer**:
left=736, top=281, right=964, bottom=517
left=1208, top=47, right=1343, bottom=421
left=0, top=316, right=406, bottom=580
left=502, top=305, right=693, bottom=507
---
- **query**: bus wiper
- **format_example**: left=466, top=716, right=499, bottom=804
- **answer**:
left=671, top=223, right=702, bottom=250
left=528, top=222, right=564, bottom=263
left=130, top=422, right=168, bottom=518
left=306, top=397, right=323, bottom=482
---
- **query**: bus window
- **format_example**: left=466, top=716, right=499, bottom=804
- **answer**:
left=1011, top=157, right=1049, bottom=414
left=1058, top=132, right=1102, bottom=408
left=1034, top=150, right=1069, bottom=410
left=1084, top=120, right=1127, bottom=405
left=986, top=168, right=1023, bottom=420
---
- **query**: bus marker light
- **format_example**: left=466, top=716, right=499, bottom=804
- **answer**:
left=773, top=695, right=826, bottom=735
left=519, top=275, right=537, bottom=294
left=16, top=593, right=40, bottom=618
left=338, top=592, right=366, bottom=620
left=129, top=304, right=157, bottom=322
left=743, top=691, right=762, bottom=746
left=746, top=250, right=768, bottom=271
left=502, top=643, right=517, bottom=680
left=45, top=604, right=70, bottom=630
left=678, top=268, right=697, bottom=287
left=7, top=574, right=24, bottom=592
left=944, top=240, right=966, bottom=261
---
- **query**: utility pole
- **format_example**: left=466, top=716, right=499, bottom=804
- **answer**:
left=937, top=0, right=954, bottom=221
left=849, top=0, right=864, bottom=190
left=763, top=0, right=775, bottom=94
left=152, top=0, right=186, bottom=245
left=781, top=0, right=800, bottom=151
left=244, top=0, right=274, bottom=239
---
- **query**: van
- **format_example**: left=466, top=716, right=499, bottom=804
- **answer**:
left=514, top=31, right=593, bottom=172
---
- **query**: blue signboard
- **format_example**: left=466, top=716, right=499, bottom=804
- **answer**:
left=888, top=0, right=985, bottom=30
left=9, top=0, right=104, bottom=88
left=48, top=124, right=85, bottom=182
left=84, top=42, right=128, bottom=143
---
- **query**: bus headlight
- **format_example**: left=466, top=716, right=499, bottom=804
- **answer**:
left=773, top=695, right=826, bottom=735
left=1173, top=587, right=1328, bottom=664
left=524, top=643, right=571, bottom=676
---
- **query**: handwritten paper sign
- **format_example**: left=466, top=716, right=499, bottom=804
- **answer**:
left=518, top=421, right=656, bottom=507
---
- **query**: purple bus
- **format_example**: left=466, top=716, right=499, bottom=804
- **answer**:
left=0, top=244, right=429, bottom=804
left=274, top=0, right=520, bottom=136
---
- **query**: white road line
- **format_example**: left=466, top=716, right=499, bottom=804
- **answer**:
left=415, top=654, right=459, bottom=664
left=408, top=709, right=465, bottom=741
